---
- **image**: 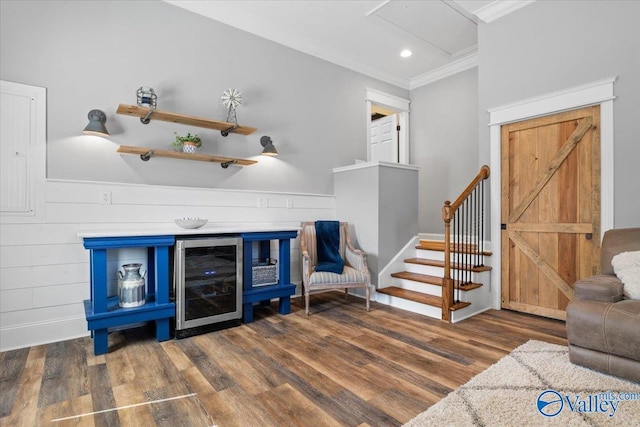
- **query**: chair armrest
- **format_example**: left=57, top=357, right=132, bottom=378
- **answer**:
left=574, top=275, right=624, bottom=303
left=301, top=250, right=312, bottom=285
left=345, top=244, right=369, bottom=277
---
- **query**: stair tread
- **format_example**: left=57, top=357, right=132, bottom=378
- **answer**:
left=377, top=286, right=472, bottom=311
left=391, top=271, right=442, bottom=285
left=417, top=240, right=492, bottom=256
left=391, top=271, right=483, bottom=291
left=377, top=287, right=442, bottom=307
left=451, top=301, right=472, bottom=311
left=405, top=258, right=492, bottom=272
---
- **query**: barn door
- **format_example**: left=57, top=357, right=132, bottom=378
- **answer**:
left=501, top=106, right=600, bottom=320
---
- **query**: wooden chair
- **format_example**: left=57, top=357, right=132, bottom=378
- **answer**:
left=300, top=222, right=371, bottom=315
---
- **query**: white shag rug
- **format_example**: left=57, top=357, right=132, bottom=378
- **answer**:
left=404, top=340, right=639, bottom=427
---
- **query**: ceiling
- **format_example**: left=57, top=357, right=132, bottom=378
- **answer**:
left=165, top=1, right=534, bottom=90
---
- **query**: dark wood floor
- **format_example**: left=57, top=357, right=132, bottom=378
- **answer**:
left=0, top=292, right=567, bottom=427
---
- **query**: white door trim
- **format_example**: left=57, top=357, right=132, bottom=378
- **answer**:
left=488, top=77, right=616, bottom=310
left=365, top=88, right=410, bottom=164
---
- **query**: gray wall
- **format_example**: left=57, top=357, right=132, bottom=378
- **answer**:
left=378, top=165, right=420, bottom=265
left=478, top=0, right=640, bottom=228
left=410, top=68, right=479, bottom=233
left=0, top=0, right=407, bottom=195
left=334, top=163, right=419, bottom=284
left=9, top=1, right=632, bottom=237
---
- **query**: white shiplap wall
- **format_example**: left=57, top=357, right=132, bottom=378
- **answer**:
left=0, top=179, right=336, bottom=351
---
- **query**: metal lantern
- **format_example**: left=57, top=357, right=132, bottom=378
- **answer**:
left=136, top=86, right=157, bottom=109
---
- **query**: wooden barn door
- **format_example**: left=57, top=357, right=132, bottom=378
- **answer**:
left=501, top=106, right=600, bottom=320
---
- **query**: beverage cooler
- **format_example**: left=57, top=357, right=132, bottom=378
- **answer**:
left=172, top=237, right=243, bottom=338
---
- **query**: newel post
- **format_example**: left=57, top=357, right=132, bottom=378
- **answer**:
left=442, top=201, right=453, bottom=321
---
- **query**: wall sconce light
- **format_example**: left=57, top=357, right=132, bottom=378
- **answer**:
left=260, top=135, right=278, bottom=156
left=83, top=109, right=109, bottom=137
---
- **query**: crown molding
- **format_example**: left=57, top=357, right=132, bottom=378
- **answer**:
left=409, top=52, right=478, bottom=90
left=474, top=0, right=537, bottom=23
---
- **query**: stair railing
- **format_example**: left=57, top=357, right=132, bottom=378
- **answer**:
left=441, top=165, right=490, bottom=321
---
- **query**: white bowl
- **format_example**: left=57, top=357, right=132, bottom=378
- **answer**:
left=174, top=218, right=208, bottom=229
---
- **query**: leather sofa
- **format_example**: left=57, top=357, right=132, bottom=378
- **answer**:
left=566, top=228, right=640, bottom=383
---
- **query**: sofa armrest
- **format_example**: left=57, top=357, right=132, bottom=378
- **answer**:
left=574, top=275, right=624, bottom=302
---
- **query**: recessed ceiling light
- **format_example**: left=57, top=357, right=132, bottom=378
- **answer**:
left=400, top=49, right=412, bottom=58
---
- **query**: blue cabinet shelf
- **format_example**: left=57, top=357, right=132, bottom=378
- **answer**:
left=82, top=235, right=175, bottom=355
left=83, top=296, right=175, bottom=331
left=81, top=228, right=300, bottom=353
left=241, top=230, right=298, bottom=323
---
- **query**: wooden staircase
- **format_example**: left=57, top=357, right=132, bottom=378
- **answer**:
left=377, top=165, right=492, bottom=322
left=377, top=239, right=492, bottom=321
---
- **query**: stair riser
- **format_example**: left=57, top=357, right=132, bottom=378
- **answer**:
left=375, top=293, right=442, bottom=320
left=403, top=264, right=491, bottom=279
left=391, top=279, right=442, bottom=297
left=404, top=263, right=491, bottom=284
left=416, top=248, right=445, bottom=261
left=415, top=249, right=492, bottom=266
left=404, top=263, right=444, bottom=277
left=405, top=262, right=491, bottom=275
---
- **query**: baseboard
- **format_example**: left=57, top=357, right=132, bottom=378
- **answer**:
left=451, top=306, right=492, bottom=323
left=0, top=315, right=89, bottom=352
left=378, top=235, right=420, bottom=284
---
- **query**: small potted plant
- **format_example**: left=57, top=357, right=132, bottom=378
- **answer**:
left=173, top=132, right=202, bottom=153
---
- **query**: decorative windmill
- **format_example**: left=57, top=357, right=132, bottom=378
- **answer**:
left=221, top=88, right=243, bottom=123
left=220, top=88, right=243, bottom=137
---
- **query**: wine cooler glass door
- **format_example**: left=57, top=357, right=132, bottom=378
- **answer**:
left=175, top=238, right=242, bottom=330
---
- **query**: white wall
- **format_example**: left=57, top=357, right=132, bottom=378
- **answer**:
left=0, top=180, right=335, bottom=351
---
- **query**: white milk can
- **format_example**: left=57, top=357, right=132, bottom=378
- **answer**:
left=117, top=263, right=146, bottom=308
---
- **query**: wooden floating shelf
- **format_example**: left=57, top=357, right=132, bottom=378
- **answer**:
left=116, top=104, right=257, bottom=136
left=117, top=145, right=258, bottom=167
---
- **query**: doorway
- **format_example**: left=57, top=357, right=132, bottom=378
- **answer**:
left=365, top=88, right=410, bottom=164
left=487, top=77, right=616, bottom=317
left=370, top=106, right=399, bottom=163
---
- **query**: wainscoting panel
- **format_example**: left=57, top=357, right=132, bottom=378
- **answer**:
left=0, top=179, right=336, bottom=351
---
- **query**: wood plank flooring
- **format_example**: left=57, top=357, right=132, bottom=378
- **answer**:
left=0, top=292, right=566, bottom=427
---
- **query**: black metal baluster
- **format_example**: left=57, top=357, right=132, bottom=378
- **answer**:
left=466, top=196, right=470, bottom=288
left=480, top=180, right=485, bottom=267
left=471, top=187, right=476, bottom=269
left=455, top=209, right=459, bottom=304
left=473, top=185, right=480, bottom=267
left=454, top=209, right=464, bottom=301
